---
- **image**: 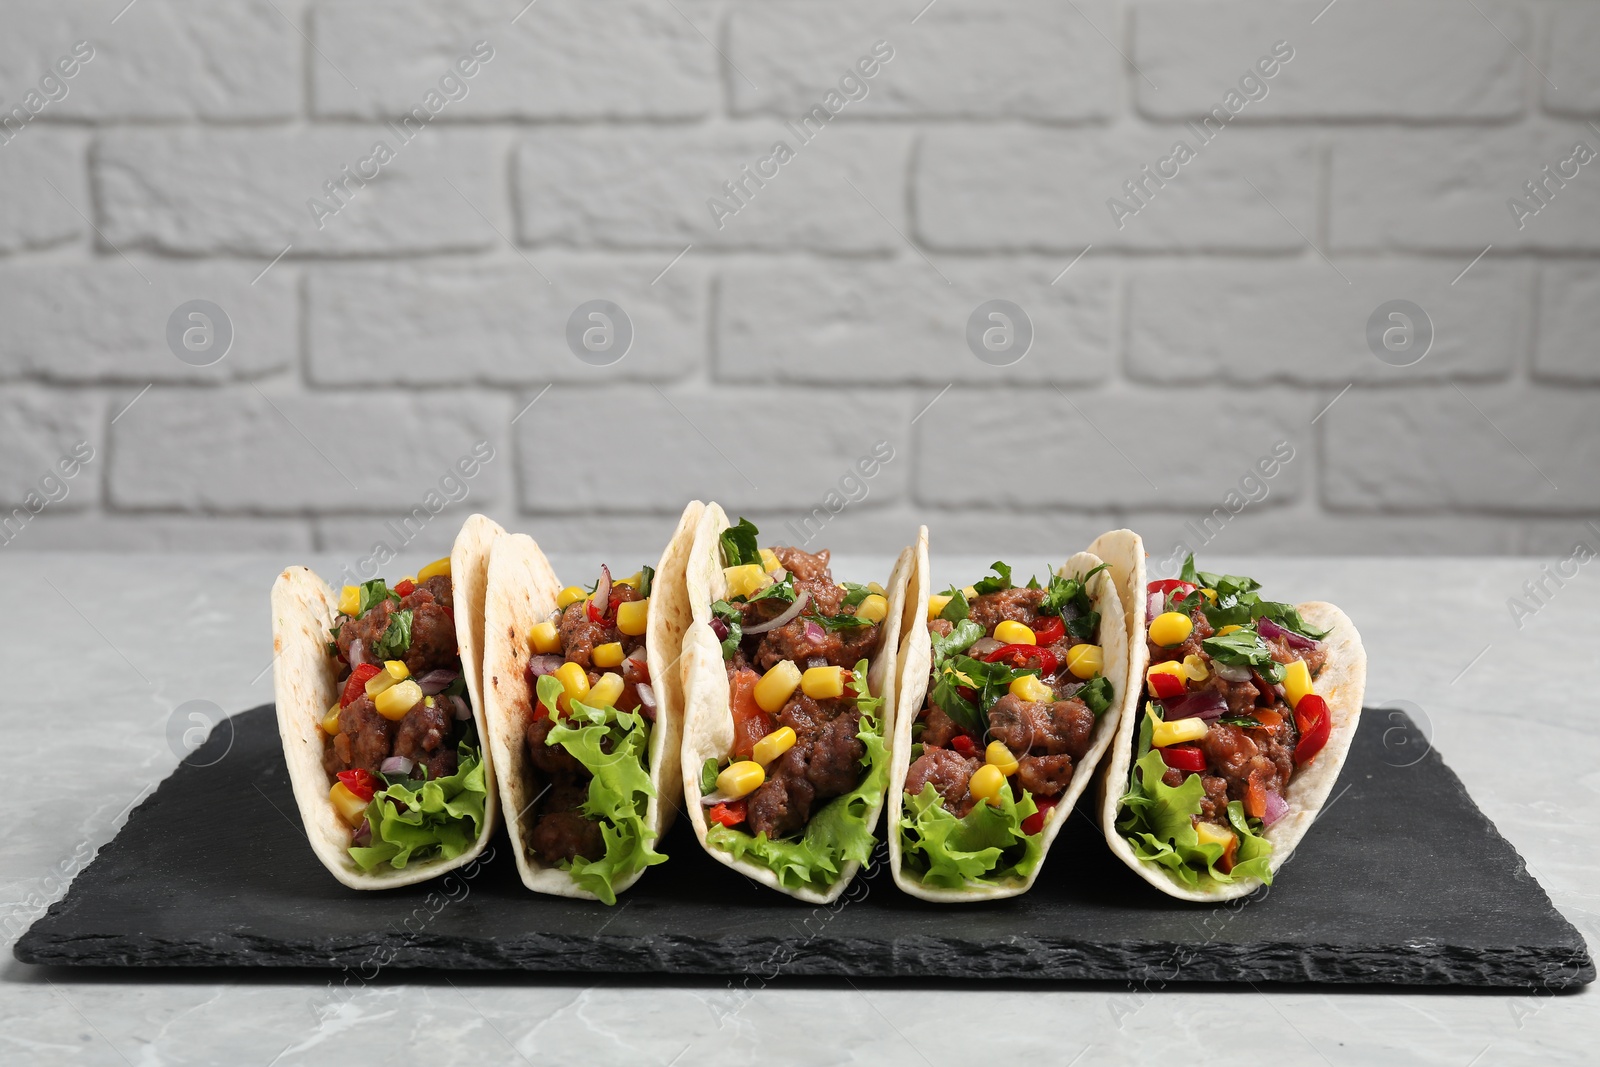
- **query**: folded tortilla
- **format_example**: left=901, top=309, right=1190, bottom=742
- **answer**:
left=678, top=503, right=915, bottom=904
left=480, top=502, right=701, bottom=900
left=1093, top=537, right=1368, bottom=901
left=884, top=526, right=1140, bottom=901
left=269, top=514, right=504, bottom=890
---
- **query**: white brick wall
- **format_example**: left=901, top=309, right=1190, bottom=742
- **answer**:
left=1, top=0, right=1596, bottom=558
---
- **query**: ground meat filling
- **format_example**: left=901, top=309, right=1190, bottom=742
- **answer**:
left=742, top=547, right=883, bottom=673
left=326, top=576, right=463, bottom=782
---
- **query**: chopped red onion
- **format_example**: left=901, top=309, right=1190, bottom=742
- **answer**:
left=744, top=589, right=810, bottom=635
left=1263, top=790, right=1289, bottom=827
left=415, top=669, right=459, bottom=695
left=592, top=565, right=612, bottom=619
left=380, top=756, right=414, bottom=776
left=526, top=654, right=564, bottom=678
left=1146, top=591, right=1164, bottom=620
left=347, top=638, right=367, bottom=668
left=1161, top=690, right=1226, bottom=721
left=351, top=818, right=372, bottom=847
left=803, top=619, right=825, bottom=644
left=1257, top=616, right=1317, bottom=650
left=447, top=694, right=471, bottom=720
left=635, top=682, right=657, bottom=720
left=710, top=617, right=729, bottom=641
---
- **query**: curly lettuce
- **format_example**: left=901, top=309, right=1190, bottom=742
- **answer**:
left=899, top=781, right=1043, bottom=890
left=349, top=732, right=487, bottom=872
left=1115, top=708, right=1274, bottom=889
left=534, top=675, right=666, bottom=905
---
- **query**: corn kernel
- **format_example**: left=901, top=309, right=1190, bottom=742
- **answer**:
left=424, top=695, right=434, bottom=708
left=365, top=670, right=397, bottom=698
left=868, top=581, right=886, bottom=596
left=329, top=782, right=368, bottom=826
left=986, top=741, right=1019, bottom=776
left=968, top=764, right=1006, bottom=805
left=1009, top=674, right=1055, bottom=704
left=593, top=642, right=625, bottom=669
left=554, top=661, right=590, bottom=702
left=1282, top=658, right=1314, bottom=709
left=401, top=575, right=416, bottom=587
left=927, top=593, right=952, bottom=620
left=1182, top=654, right=1210, bottom=682
left=994, top=620, right=1036, bottom=645
left=417, top=557, right=451, bottom=582
left=614, top=571, right=643, bottom=589
left=1217, top=624, right=1243, bottom=636
left=1152, top=716, right=1208, bottom=747
left=1149, top=611, right=1194, bottom=648
left=529, top=620, right=562, bottom=655
left=855, top=593, right=888, bottom=624
left=717, top=760, right=766, bottom=799
left=1200, top=588, right=1218, bottom=603
left=798, top=666, right=846, bottom=700
left=1195, top=820, right=1236, bottom=851
left=723, top=564, right=771, bottom=600
left=617, top=598, right=650, bottom=637
left=754, top=660, right=802, bottom=714
left=752, top=726, right=797, bottom=766
left=320, top=702, right=343, bottom=735
left=374, top=680, right=422, bottom=721
left=759, top=548, right=783, bottom=574
left=962, top=585, right=978, bottom=600
left=1147, top=660, right=1187, bottom=682
left=338, top=585, right=361, bottom=617
left=1067, top=643, right=1104, bottom=679
left=556, top=586, right=587, bottom=609
left=383, top=659, right=409, bottom=681
left=588, top=672, right=624, bottom=708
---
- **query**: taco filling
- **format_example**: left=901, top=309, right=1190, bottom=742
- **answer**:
left=899, top=561, right=1115, bottom=888
left=522, top=564, right=665, bottom=903
left=697, top=519, right=890, bottom=892
left=1117, top=555, right=1333, bottom=888
left=321, top=560, right=488, bottom=872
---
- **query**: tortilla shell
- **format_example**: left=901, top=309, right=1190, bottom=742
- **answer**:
left=480, top=502, right=702, bottom=898
left=885, top=528, right=1138, bottom=901
left=269, top=516, right=502, bottom=890
left=678, top=504, right=915, bottom=904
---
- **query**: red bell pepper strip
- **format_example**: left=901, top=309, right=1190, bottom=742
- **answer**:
left=1293, top=694, right=1331, bottom=765
left=982, top=643, right=1058, bottom=675
left=1021, top=795, right=1058, bottom=835
left=394, top=578, right=416, bottom=597
left=1159, top=745, right=1207, bottom=773
left=341, top=663, right=382, bottom=707
left=1147, top=671, right=1186, bottom=699
left=336, top=768, right=377, bottom=801
left=949, top=734, right=976, bottom=757
left=1031, top=616, right=1065, bottom=646
left=707, top=800, right=746, bottom=828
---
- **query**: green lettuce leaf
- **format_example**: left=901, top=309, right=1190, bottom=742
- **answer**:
left=719, top=518, right=762, bottom=568
left=899, top=782, right=1043, bottom=889
left=534, top=675, right=666, bottom=905
left=349, top=733, right=487, bottom=872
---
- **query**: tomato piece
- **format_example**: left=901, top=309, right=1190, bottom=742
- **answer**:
left=1245, top=777, right=1268, bottom=820
left=949, top=734, right=976, bottom=757
left=1148, top=671, right=1186, bottom=699
left=1148, top=579, right=1196, bottom=597
left=336, top=768, right=378, bottom=802
left=1293, top=694, right=1331, bottom=764
left=1160, top=745, right=1207, bottom=773
left=340, top=663, right=382, bottom=707
left=1254, top=708, right=1284, bottom=729
left=1021, top=795, right=1058, bottom=835
left=1031, top=616, right=1065, bottom=646
left=707, top=800, right=747, bottom=828
left=982, top=643, right=1059, bottom=675
left=728, top=668, right=772, bottom=761
left=394, top=578, right=416, bottom=597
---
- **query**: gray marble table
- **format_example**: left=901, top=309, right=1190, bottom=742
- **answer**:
left=3, top=553, right=1595, bottom=1066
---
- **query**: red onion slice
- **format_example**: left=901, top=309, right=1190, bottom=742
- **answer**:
left=1146, top=591, right=1164, bottom=620
left=1257, top=615, right=1318, bottom=650
left=803, top=619, right=825, bottom=644
left=590, top=565, right=612, bottom=622
left=635, top=682, right=657, bottom=721
left=352, top=818, right=372, bottom=847
left=710, top=617, right=729, bottom=641
left=968, top=636, right=1002, bottom=658
left=1263, top=790, right=1289, bottom=827
left=415, top=669, right=459, bottom=695
left=1160, top=690, right=1227, bottom=721
left=380, top=756, right=414, bottom=776
left=347, top=638, right=367, bottom=668
left=447, top=694, right=471, bottom=721
left=526, top=654, right=564, bottom=678
left=743, top=589, right=810, bottom=635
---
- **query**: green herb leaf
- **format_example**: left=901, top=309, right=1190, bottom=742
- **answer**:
left=938, top=586, right=970, bottom=623
left=805, top=610, right=870, bottom=632
left=711, top=600, right=743, bottom=659
left=1251, top=600, right=1330, bottom=640
left=372, top=608, right=413, bottom=661
left=719, top=518, right=763, bottom=568
left=1202, top=625, right=1285, bottom=684
left=930, top=618, right=984, bottom=669
left=839, top=582, right=874, bottom=609
left=1078, top=675, right=1114, bottom=717
left=637, top=565, right=655, bottom=599
left=930, top=654, right=1035, bottom=734
left=357, top=579, right=400, bottom=616
left=746, top=573, right=796, bottom=604
left=699, top=756, right=720, bottom=795
left=1216, top=715, right=1262, bottom=728
left=972, top=561, right=1013, bottom=596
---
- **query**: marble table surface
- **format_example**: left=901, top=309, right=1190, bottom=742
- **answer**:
left=2, top=552, right=1595, bottom=1066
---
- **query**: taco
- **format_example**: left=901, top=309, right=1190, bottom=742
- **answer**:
left=1098, top=549, right=1367, bottom=900
left=678, top=507, right=914, bottom=903
left=885, top=527, right=1138, bottom=901
left=480, top=502, right=701, bottom=903
left=270, top=514, right=503, bottom=889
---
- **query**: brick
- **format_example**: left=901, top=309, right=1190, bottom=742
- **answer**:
left=717, top=259, right=1111, bottom=384
left=515, top=127, right=911, bottom=252
left=109, top=389, right=510, bottom=512
left=12, top=516, right=314, bottom=552
left=316, top=511, right=511, bottom=563
left=0, top=263, right=294, bottom=383
left=1534, top=264, right=1600, bottom=382
left=1545, top=2, right=1600, bottom=115
left=312, top=0, right=717, bottom=120
left=728, top=0, right=1117, bottom=120
left=514, top=386, right=909, bottom=513
left=1322, top=387, right=1596, bottom=512
left=0, top=389, right=102, bottom=518
left=913, top=389, right=1312, bottom=509
left=1134, top=1, right=1524, bottom=121
left=308, top=260, right=704, bottom=386
left=1329, top=125, right=1600, bottom=252
left=1128, top=260, right=1526, bottom=385
left=0, top=129, right=86, bottom=252
left=1134, top=510, right=1525, bottom=566
left=0, top=1, right=295, bottom=120
left=916, top=129, right=1316, bottom=251
left=97, top=128, right=505, bottom=256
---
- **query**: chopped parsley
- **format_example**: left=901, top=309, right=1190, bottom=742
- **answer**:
left=719, top=518, right=762, bottom=568
left=372, top=608, right=413, bottom=661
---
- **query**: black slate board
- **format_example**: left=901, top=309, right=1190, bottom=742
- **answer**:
left=15, top=704, right=1593, bottom=989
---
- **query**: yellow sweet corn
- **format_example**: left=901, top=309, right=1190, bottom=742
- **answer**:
left=754, top=660, right=802, bottom=713
left=723, top=564, right=770, bottom=600
left=759, top=548, right=783, bottom=574
left=962, top=585, right=978, bottom=600
left=383, top=659, right=409, bottom=681
left=717, top=760, right=765, bottom=799
left=1195, top=820, right=1236, bottom=852
left=927, top=593, right=952, bottom=620
left=986, top=741, right=1019, bottom=776
left=592, top=642, right=625, bottom=669
left=752, top=726, right=797, bottom=766
left=529, top=620, right=562, bottom=655
left=556, top=585, right=587, bottom=609
left=994, top=620, right=1036, bottom=645
left=554, top=661, right=590, bottom=703
left=588, top=672, right=624, bottom=708
left=1217, top=624, right=1243, bottom=636
left=855, top=593, right=888, bottom=624
left=417, top=557, right=451, bottom=582
left=968, top=764, right=1006, bottom=805
left=1152, top=716, right=1208, bottom=747
left=320, top=702, right=343, bottom=735
left=338, top=585, right=361, bottom=617
left=614, top=571, right=643, bottom=588
left=365, top=670, right=397, bottom=698
left=800, top=665, right=846, bottom=700
left=617, top=599, right=650, bottom=636
left=374, top=680, right=422, bottom=721
left=1200, top=588, right=1218, bottom=603
left=1067, top=643, right=1104, bottom=679
left=328, top=782, right=368, bottom=826
left=1283, top=658, right=1313, bottom=709
left=1182, top=654, right=1210, bottom=682
left=1149, top=611, right=1194, bottom=648
left=1009, top=674, right=1055, bottom=704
